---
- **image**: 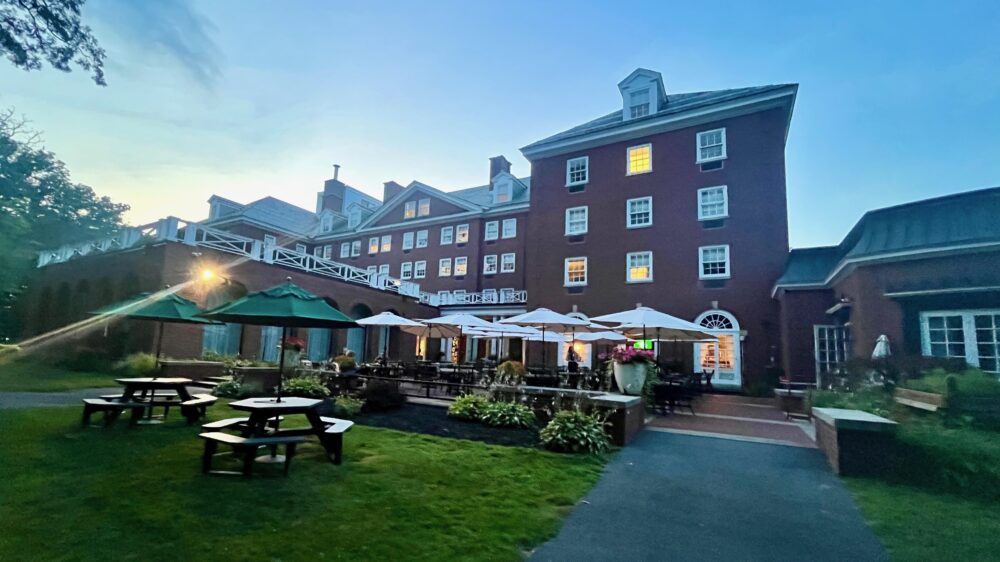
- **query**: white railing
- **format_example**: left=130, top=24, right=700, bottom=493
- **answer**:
left=36, top=216, right=438, bottom=303
left=430, top=288, right=528, bottom=307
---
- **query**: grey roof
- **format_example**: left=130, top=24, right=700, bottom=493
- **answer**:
left=450, top=177, right=531, bottom=208
left=206, top=196, right=318, bottom=236
left=522, top=85, right=795, bottom=151
left=776, top=186, right=1000, bottom=289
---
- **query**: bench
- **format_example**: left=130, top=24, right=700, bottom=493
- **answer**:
left=201, top=416, right=284, bottom=431
left=81, top=398, right=147, bottom=427
left=180, top=394, right=219, bottom=424
left=319, top=416, right=354, bottom=465
left=101, top=391, right=179, bottom=401
left=199, top=432, right=306, bottom=477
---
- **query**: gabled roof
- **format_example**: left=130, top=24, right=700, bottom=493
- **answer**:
left=355, top=180, right=485, bottom=230
left=521, top=84, right=797, bottom=157
left=450, top=176, right=531, bottom=208
left=203, top=196, right=318, bottom=236
left=774, top=186, right=1000, bottom=293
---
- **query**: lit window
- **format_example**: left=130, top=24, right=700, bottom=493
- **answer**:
left=322, top=245, right=332, bottom=259
left=454, top=256, right=468, bottom=276
left=416, top=230, right=428, bottom=248
left=440, top=226, right=454, bottom=245
left=627, top=197, right=653, bottom=228
left=321, top=215, right=334, bottom=232
left=368, top=237, right=379, bottom=254
left=629, top=89, right=650, bottom=118
left=350, top=240, right=361, bottom=256
left=698, top=186, right=729, bottom=220
left=699, top=245, right=730, bottom=279
left=340, top=242, right=350, bottom=258
left=566, top=157, right=589, bottom=186
left=402, top=232, right=414, bottom=250
left=378, top=264, right=389, bottom=276
left=501, top=253, right=516, bottom=273
left=483, top=255, right=498, bottom=275
left=456, top=224, right=470, bottom=244
left=404, top=201, right=417, bottom=219
left=400, top=262, right=413, bottom=279
left=414, top=260, right=427, bottom=279
left=438, top=258, right=452, bottom=276
left=565, top=206, right=588, bottom=236
left=418, top=198, right=431, bottom=216
left=380, top=234, right=391, bottom=252
left=348, top=210, right=361, bottom=228
left=485, top=221, right=499, bottom=241
left=494, top=182, right=512, bottom=204
left=264, top=234, right=277, bottom=247
left=627, top=144, right=652, bottom=175
left=697, top=128, right=727, bottom=163
left=502, top=218, right=516, bottom=239
left=564, top=257, right=588, bottom=286
left=626, top=251, right=653, bottom=283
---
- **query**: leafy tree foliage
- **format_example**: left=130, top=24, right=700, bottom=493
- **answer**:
left=0, top=0, right=106, bottom=85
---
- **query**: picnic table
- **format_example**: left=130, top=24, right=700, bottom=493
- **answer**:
left=115, top=377, right=194, bottom=424
left=228, top=397, right=351, bottom=464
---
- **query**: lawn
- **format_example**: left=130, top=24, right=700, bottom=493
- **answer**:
left=0, top=405, right=607, bottom=561
left=0, top=359, right=118, bottom=392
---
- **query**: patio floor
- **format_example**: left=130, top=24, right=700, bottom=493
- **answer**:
left=647, top=393, right=816, bottom=448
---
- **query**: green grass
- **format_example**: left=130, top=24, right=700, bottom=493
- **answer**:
left=901, top=368, right=1000, bottom=397
left=0, top=359, right=117, bottom=391
left=847, top=478, right=1000, bottom=561
left=0, top=406, right=607, bottom=561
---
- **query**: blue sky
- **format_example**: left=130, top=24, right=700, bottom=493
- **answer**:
left=1, top=0, right=998, bottom=248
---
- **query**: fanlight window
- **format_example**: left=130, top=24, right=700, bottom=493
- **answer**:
left=700, top=313, right=734, bottom=330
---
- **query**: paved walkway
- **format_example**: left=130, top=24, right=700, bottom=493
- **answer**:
left=530, top=430, right=888, bottom=562
left=648, top=394, right=816, bottom=447
left=0, top=388, right=120, bottom=409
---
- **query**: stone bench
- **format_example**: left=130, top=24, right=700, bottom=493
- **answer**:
left=813, top=407, right=897, bottom=476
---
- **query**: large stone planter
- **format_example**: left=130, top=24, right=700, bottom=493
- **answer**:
left=614, top=362, right=647, bottom=395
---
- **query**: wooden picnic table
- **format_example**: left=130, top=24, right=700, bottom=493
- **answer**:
left=114, top=377, right=194, bottom=423
left=228, top=397, right=348, bottom=464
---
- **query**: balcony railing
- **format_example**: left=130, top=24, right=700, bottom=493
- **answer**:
left=429, top=289, right=528, bottom=307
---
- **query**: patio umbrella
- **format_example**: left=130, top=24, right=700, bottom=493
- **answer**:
left=356, top=312, right=424, bottom=360
left=420, top=313, right=495, bottom=362
left=872, top=335, right=891, bottom=360
left=591, top=306, right=714, bottom=342
left=90, top=289, right=219, bottom=368
left=200, top=280, right=357, bottom=400
left=498, top=308, right=593, bottom=368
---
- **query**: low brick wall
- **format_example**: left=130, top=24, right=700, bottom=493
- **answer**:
left=158, top=360, right=225, bottom=381
left=813, top=407, right=897, bottom=476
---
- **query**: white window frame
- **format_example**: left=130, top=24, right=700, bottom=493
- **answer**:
left=484, top=221, right=499, bottom=241
left=322, top=244, right=332, bottom=260
left=313, top=246, right=322, bottom=257
left=696, top=128, right=727, bottom=163
left=400, top=262, right=413, bottom=280
left=418, top=198, right=431, bottom=216
left=415, top=229, right=428, bottom=248
left=438, top=258, right=452, bottom=277
left=295, top=243, right=307, bottom=254
left=348, top=209, right=361, bottom=228
left=697, top=186, right=729, bottom=220
left=565, top=206, right=588, bottom=236
left=263, top=234, right=277, bottom=247
left=629, top=88, right=650, bottom=119
left=321, top=215, right=334, bottom=232
left=378, top=264, right=390, bottom=276
left=402, top=232, right=414, bottom=250
left=368, top=237, right=379, bottom=254
left=350, top=240, right=361, bottom=257
left=626, top=143, right=653, bottom=176
left=380, top=234, right=391, bottom=253
left=920, top=310, right=1000, bottom=373
left=626, top=251, right=653, bottom=283
left=814, top=325, right=850, bottom=380
left=501, top=253, right=516, bottom=273
left=414, top=260, right=427, bottom=279
left=626, top=196, right=653, bottom=229
left=564, top=257, right=588, bottom=287
left=440, top=226, right=454, bottom=245
left=455, top=224, right=470, bottom=244
left=483, top=254, right=498, bottom=275
left=367, top=265, right=378, bottom=275
left=502, top=218, right=516, bottom=239
left=699, top=244, right=731, bottom=280
left=494, top=182, right=512, bottom=204
left=339, top=242, right=350, bottom=258
left=454, top=256, right=468, bottom=276
left=566, top=156, right=589, bottom=187
left=404, top=201, right=417, bottom=219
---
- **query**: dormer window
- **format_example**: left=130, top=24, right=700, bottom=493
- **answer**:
left=404, top=201, right=417, bottom=219
left=418, top=198, right=431, bottom=216
left=321, top=214, right=334, bottom=233
left=629, top=89, right=650, bottom=118
left=494, top=181, right=512, bottom=204
left=348, top=209, right=361, bottom=228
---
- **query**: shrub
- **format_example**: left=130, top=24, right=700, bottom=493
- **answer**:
left=333, top=354, right=357, bottom=372
left=495, top=360, right=526, bottom=385
left=479, top=400, right=536, bottom=428
left=447, top=394, right=489, bottom=421
left=360, top=380, right=405, bottom=412
left=903, top=368, right=1000, bottom=397
left=115, top=353, right=159, bottom=377
left=282, top=376, right=330, bottom=399
left=212, top=379, right=242, bottom=398
left=332, top=396, right=365, bottom=418
left=540, top=409, right=611, bottom=454
left=807, top=387, right=894, bottom=418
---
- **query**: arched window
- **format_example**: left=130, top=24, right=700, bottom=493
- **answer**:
left=693, top=310, right=742, bottom=387
left=695, top=310, right=740, bottom=331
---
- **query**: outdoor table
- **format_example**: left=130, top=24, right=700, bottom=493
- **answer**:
left=228, top=397, right=339, bottom=464
left=115, top=377, right=193, bottom=424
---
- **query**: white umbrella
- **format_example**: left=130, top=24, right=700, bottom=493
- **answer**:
left=498, top=308, right=594, bottom=367
left=421, top=313, right=495, bottom=363
left=399, top=322, right=462, bottom=339
left=591, top=306, right=714, bottom=341
left=872, top=335, right=891, bottom=360
left=356, top=312, right=425, bottom=360
left=567, top=331, right=631, bottom=344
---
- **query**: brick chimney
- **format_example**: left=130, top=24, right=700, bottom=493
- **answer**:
left=383, top=181, right=406, bottom=202
left=489, top=155, right=511, bottom=181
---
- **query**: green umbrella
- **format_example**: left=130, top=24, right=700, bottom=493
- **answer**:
left=90, top=291, right=219, bottom=367
left=200, top=280, right=357, bottom=400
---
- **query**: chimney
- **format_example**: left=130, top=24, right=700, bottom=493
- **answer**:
left=383, top=181, right=406, bottom=202
left=333, top=164, right=341, bottom=181
left=489, top=155, right=511, bottom=181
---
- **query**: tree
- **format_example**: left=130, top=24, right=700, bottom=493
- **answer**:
left=0, top=0, right=106, bottom=85
left=0, top=108, right=128, bottom=339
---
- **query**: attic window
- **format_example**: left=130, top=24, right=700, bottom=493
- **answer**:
left=418, top=198, right=431, bottom=217
left=321, top=215, right=334, bottom=232
left=494, top=181, right=512, bottom=204
left=348, top=209, right=361, bottom=228
left=629, top=89, right=650, bottom=119
left=404, top=201, right=417, bottom=219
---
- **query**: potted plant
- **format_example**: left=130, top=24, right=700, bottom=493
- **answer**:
left=280, top=336, right=306, bottom=370
left=609, top=346, right=654, bottom=395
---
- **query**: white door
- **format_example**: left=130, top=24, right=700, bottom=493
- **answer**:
left=694, top=311, right=742, bottom=389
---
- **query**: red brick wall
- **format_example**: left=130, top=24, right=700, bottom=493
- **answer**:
left=777, top=288, right=834, bottom=382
